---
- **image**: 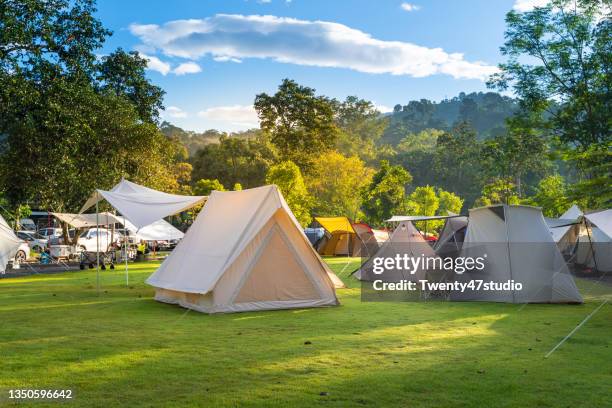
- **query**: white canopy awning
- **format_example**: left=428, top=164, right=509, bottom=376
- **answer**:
left=79, top=179, right=207, bottom=229
left=584, top=209, right=612, bottom=240
left=123, top=218, right=184, bottom=241
left=53, top=212, right=124, bottom=228
left=386, top=214, right=463, bottom=222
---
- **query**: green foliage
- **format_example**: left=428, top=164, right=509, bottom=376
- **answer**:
left=193, top=179, right=226, bottom=196
left=265, top=161, right=312, bottom=227
left=254, top=79, right=338, bottom=171
left=475, top=178, right=521, bottom=207
left=433, top=122, right=484, bottom=207
left=307, top=151, right=373, bottom=220
left=392, top=129, right=443, bottom=187
left=334, top=96, right=388, bottom=163
left=0, top=0, right=177, bottom=212
left=438, top=189, right=464, bottom=216
left=489, top=0, right=611, bottom=208
left=362, top=161, right=413, bottom=225
left=525, top=175, right=571, bottom=217
left=190, top=134, right=277, bottom=189
left=233, top=183, right=243, bottom=191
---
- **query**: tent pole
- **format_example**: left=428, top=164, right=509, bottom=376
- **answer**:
left=503, top=205, right=515, bottom=303
left=123, top=214, right=129, bottom=287
left=96, top=201, right=100, bottom=296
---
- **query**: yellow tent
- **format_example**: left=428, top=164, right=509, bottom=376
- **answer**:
left=315, top=216, right=362, bottom=256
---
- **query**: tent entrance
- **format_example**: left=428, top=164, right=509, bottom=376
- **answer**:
left=234, top=223, right=321, bottom=303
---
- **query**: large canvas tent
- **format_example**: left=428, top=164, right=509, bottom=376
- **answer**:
left=452, top=205, right=582, bottom=304
left=0, top=214, right=23, bottom=273
left=354, top=220, right=438, bottom=282
left=147, top=185, right=343, bottom=314
left=315, top=217, right=362, bottom=256
left=545, top=205, right=583, bottom=254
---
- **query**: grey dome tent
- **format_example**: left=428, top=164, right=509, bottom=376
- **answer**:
left=451, top=205, right=582, bottom=304
left=434, top=214, right=468, bottom=258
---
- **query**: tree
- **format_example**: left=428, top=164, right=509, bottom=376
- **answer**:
left=193, top=179, right=225, bottom=196
left=433, top=122, right=484, bottom=206
left=97, top=48, right=165, bottom=123
left=481, top=117, right=550, bottom=197
left=489, top=0, right=611, bottom=207
left=233, top=183, right=243, bottom=191
left=190, top=134, right=277, bottom=189
left=362, top=161, right=413, bottom=225
left=393, top=129, right=443, bottom=187
left=307, top=151, right=374, bottom=219
left=406, top=186, right=439, bottom=232
left=265, top=161, right=313, bottom=227
left=438, top=189, right=464, bottom=215
left=0, top=0, right=177, bottom=217
left=334, top=96, right=388, bottom=162
left=526, top=174, right=571, bottom=217
left=254, top=79, right=338, bottom=171
left=475, top=178, right=521, bottom=206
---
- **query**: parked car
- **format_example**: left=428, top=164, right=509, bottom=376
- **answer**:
left=38, top=227, right=63, bottom=240
left=47, top=229, right=77, bottom=246
left=16, top=231, right=48, bottom=253
left=13, top=241, right=30, bottom=264
left=77, top=228, right=123, bottom=252
left=18, top=218, right=37, bottom=231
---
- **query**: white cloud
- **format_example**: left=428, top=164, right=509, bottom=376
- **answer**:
left=129, top=14, right=498, bottom=80
left=141, top=53, right=171, bottom=75
left=213, top=55, right=242, bottom=63
left=258, top=0, right=272, bottom=3
left=400, top=3, right=420, bottom=12
left=164, top=106, right=188, bottom=118
left=197, top=105, right=259, bottom=127
left=173, top=61, right=202, bottom=75
left=513, top=0, right=549, bottom=12
left=374, top=103, right=393, bottom=113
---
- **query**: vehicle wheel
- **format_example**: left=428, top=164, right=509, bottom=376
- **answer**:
left=14, top=250, right=27, bottom=264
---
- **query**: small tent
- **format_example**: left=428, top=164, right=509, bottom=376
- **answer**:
left=354, top=220, right=438, bottom=282
left=147, top=185, right=343, bottom=314
left=434, top=215, right=468, bottom=258
left=575, top=209, right=612, bottom=272
left=545, top=205, right=583, bottom=254
left=315, top=217, right=362, bottom=256
left=452, top=205, right=582, bottom=304
left=0, top=215, right=23, bottom=273
left=352, top=222, right=383, bottom=257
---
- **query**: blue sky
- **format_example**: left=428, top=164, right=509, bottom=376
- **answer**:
left=95, top=0, right=542, bottom=132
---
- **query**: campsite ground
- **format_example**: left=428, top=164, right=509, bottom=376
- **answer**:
left=1, top=259, right=610, bottom=407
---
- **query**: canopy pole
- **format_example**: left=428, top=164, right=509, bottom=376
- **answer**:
left=96, top=201, right=100, bottom=296
left=584, top=219, right=600, bottom=273
left=123, top=214, right=129, bottom=286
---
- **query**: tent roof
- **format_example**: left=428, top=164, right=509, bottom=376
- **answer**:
left=584, top=209, right=612, bottom=240
left=148, top=185, right=336, bottom=294
left=53, top=212, right=124, bottom=228
left=315, top=217, right=355, bottom=234
left=79, top=179, right=207, bottom=229
left=123, top=218, right=184, bottom=241
left=386, top=214, right=463, bottom=222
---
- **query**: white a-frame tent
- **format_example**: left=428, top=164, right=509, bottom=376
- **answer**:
left=452, top=205, right=582, bottom=304
left=354, top=220, right=438, bottom=282
left=146, top=185, right=343, bottom=314
left=0, top=214, right=23, bottom=273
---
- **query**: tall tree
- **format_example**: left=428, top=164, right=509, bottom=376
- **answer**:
left=265, top=161, right=313, bottom=227
left=489, top=0, right=611, bottom=207
left=307, top=151, right=374, bottom=219
left=0, top=0, right=176, bottom=215
left=254, top=79, right=338, bottom=171
left=433, top=122, right=484, bottom=207
left=361, top=161, right=413, bottom=225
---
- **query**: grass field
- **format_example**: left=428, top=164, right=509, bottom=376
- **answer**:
left=1, top=258, right=611, bottom=407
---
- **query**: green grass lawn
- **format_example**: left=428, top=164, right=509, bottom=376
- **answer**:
left=1, top=258, right=610, bottom=407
